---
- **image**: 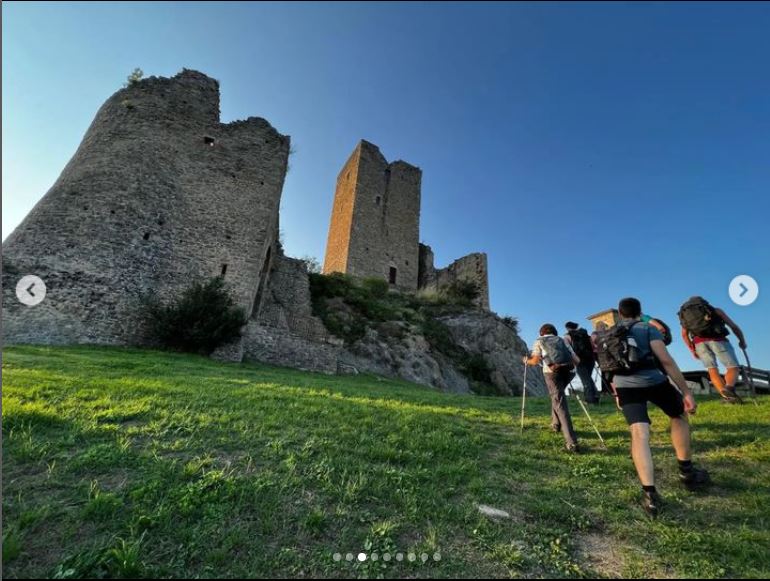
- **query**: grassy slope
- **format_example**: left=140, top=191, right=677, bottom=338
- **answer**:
left=2, top=346, right=769, bottom=579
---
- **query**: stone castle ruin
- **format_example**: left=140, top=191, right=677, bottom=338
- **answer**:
left=3, top=70, right=543, bottom=395
left=323, top=140, right=490, bottom=309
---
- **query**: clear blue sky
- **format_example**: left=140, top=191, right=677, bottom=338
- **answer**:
left=3, top=2, right=769, bottom=370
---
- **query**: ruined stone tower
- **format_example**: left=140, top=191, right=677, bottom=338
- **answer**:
left=322, top=140, right=491, bottom=309
left=2, top=70, right=289, bottom=345
left=322, top=140, right=421, bottom=289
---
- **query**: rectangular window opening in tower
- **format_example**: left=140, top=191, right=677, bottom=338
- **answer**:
left=389, top=267, right=397, bottom=285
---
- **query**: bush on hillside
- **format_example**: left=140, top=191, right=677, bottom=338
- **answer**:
left=144, top=277, right=246, bottom=355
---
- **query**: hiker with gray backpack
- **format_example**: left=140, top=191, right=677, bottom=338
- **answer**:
left=678, top=296, right=747, bottom=404
left=595, top=297, right=710, bottom=518
left=524, top=324, right=581, bottom=453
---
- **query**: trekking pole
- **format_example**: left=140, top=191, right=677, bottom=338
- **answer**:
left=741, top=347, right=760, bottom=407
left=520, top=363, right=529, bottom=433
left=568, top=380, right=607, bottom=448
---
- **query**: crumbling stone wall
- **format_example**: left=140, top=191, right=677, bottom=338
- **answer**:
left=322, top=140, right=421, bottom=290
left=418, top=244, right=490, bottom=310
left=2, top=69, right=289, bottom=345
left=254, top=249, right=328, bottom=340
left=242, top=322, right=342, bottom=374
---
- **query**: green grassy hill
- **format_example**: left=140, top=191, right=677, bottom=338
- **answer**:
left=3, top=346, right=769, bottom=578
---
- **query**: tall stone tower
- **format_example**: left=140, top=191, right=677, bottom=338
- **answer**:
left=2, top=69, right=290, bottom=345
left=322, top=140, right=421, bottom=289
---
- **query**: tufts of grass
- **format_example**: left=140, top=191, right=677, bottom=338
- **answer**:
left=2, top=345, right=770, bottom=578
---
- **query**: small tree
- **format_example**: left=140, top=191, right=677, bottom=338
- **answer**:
left=144, top=277, right=246, bottom=355
left=124, top=68, right=144, bottom=87
left=299, top=255, right=322, bottom=274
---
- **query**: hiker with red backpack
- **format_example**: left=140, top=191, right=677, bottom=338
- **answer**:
left=595, top=297, right=710, bottom=517
left=524, top=324, right=581, bottom=453
left=678, top=296, right=747, bottom=404
left=564, top=322, right=600, bottom=404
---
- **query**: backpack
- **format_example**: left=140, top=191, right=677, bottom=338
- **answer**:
left=649, top=318, right=673, bottom=346
left=568, top=328, right=595, bottom=361
left=678, top=298, right=728, bottom=338
left=538, top=335, right=574, bottom=370
left=595, top=322, right=657, bottom=375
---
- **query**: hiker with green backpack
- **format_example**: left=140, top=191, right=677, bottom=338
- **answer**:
left=678, top=296, right=747, bottom=404
left=564, top=321, right=600, bottom=404
left=524, top=324, right=581, bottom=453
left=595, top=297, right=710, bottom=518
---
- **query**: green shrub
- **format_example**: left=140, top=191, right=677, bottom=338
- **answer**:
left=446, top=279, right=480, bottom=306
left=361, top=277, right=390, bottom=299
left=462, top=353, right=493, bottom=384
left=124, top=67, right=144, bottom=88
left=501, top=315, right=519, bottom=333
left=144, top=277, right=246, bottom=355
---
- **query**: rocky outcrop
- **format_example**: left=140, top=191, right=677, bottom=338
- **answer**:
left=340, top=324, right=472, bottom=393
left=439, top=311, right=545, bottom=395
left=337, top=310, right=545, bottom=396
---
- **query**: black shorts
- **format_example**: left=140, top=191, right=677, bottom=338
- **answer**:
left=615, top=381, right=685, bottom=425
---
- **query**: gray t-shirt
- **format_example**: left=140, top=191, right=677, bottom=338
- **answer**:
left=613, top=321, right=667, bottom=388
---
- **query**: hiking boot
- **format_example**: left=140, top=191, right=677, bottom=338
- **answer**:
left=719, top=388, right=743, bottom=404
left=566, top=443, right=580, bottom=454
left=679, top=466, right=711, bottom=491
left=642, top=490, right=662, bottom=518
left=551, top=424, right=561, bottom=433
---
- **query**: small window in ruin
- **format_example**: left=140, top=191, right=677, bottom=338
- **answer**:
left=405, top=260, right=409, bottom=266
left=376, top=196, right=381, bottom=206
left=389, top=267, right=397, bottom=285
left=221, top=264, right=228, bottom=277
left=143, top=232, right=150, bottom=241
left=204, top=136, right=216, bottom=146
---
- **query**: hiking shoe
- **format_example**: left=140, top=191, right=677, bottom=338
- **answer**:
left=551, top=424, right=561, bottom=433
left=642, top=490, right=662, bottom=518
left=719, top=388, right=743, bottom=404
left=679, top=467, right=711, bottom=491
left=566, top=443, right=580, bottom=454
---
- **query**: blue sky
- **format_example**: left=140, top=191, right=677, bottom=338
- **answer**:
left=3, top=2, right=769, bottom=370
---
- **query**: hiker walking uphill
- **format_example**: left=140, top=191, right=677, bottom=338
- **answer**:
left=679, top=296, right=747, bottom=404
left=564, top=322, right=600, bottom=404
left=524, top=324, right=581, bottom=453
left=596, top=297, right=710, bottom=518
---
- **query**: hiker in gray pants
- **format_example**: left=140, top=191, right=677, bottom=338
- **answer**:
left=525, top=324, right=581, bottom=453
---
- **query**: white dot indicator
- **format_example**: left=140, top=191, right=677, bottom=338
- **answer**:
left=408, top=552, right=416, bottom=562
left=396, top=553, right=404, bottom=562
left=433, top=552, right=442, bottom=561
left=357, top=553, right=367, bottom=562
left=383, top=553, right=391, bottom=562
left=346, top=553, right=354, bottom=561
left=333, top=553, right=341, bottom=562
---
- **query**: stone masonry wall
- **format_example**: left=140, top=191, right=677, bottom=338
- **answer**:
left=255, top=250, right=328, bottom=340
left=322, top=140, right=421, bottom=290
left=242, top=322, right=342, bottom=374
left=2, top=70, right=289, bottom=346
left=418, top=244, right=490, bottom=310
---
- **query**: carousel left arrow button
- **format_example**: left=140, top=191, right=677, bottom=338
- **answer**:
left=16, top=275, right=47, bottom=306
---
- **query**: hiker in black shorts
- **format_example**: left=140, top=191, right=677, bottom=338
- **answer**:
left=596, top=297, right=710, bottom=517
